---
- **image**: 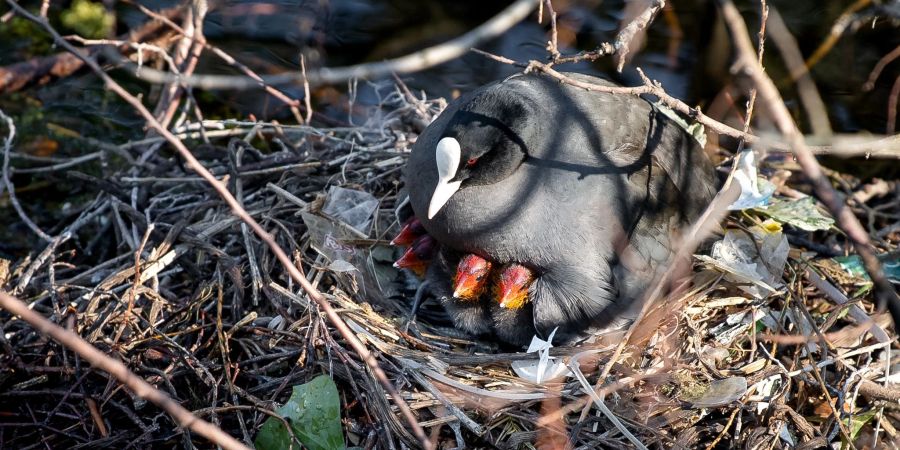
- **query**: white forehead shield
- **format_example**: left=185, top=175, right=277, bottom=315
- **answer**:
left=428, top=137, right=463, bottom=219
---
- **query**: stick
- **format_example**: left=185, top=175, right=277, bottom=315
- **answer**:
left=113, top=0, right=540, bottom=90
left=0, top=292, right=253, bottom=450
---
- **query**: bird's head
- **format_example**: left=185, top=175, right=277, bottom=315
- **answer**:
left=426, top=93, right=534, bottom=219
left=393, top=235, right=436, bottom=277
left=452, top=254, right=493, bottom=300
left=496, top=263, right=535, bottom=310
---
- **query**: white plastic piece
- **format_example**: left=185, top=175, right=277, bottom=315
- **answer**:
left=728, top=150, right=774, bottom=210
left=511, top=328, right=571, bottom=384
left=697, top=220, right=789, bottom=299
left=322, top=186, right=378, bottom=234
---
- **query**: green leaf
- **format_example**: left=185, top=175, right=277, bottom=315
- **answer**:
left=755, top=197, right=834, bottom=232
left=255, top=375, right=345, bottom=450
left=654, top=101, right=707, bottom=147
left=848, top=409, right=878, bottom=441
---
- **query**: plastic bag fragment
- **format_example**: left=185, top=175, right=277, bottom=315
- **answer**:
left=696, top=219, right=789, bottom=299
left=322, top=186, right=378, bottom=234
left=511, top=328, right=570, bottom=384
left=728, top=150, right=775, bottom=210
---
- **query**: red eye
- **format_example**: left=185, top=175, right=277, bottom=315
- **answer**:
left=466, top=157, right=478, bottom=167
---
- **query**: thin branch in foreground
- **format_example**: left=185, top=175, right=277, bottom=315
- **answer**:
left=613, top=0, right=666, bottom=72
left=472, top=45, right=780, bottom=154
left=475, top=11, right=900, bottom=159
left=0, top=292, right=253, bottom=450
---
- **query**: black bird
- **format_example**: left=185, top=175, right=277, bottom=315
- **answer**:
left=405, top=72, right=718, bottom=346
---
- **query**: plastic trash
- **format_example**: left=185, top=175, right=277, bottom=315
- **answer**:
left=756, top=196, right=834, bottom=231
left=696, top=219, right=789, bottom=299
left=322, top=186, right=379, bottom=234
left=327, top=259, right=358, bottom=273
left=728, top=150, right=775, bottom=210
left=834, top=254, right=900, bottom=282
left=511, top=328, right=571, bottom=384
left=301, top=211, right=360, bottom=264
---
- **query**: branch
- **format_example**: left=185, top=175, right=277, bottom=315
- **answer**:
left=476, top=0, right=900, bottom=159
left=475, top=48, right=900, bottom=159
left=111, top=0, right=541, bottom=90
left=0, top=6, right=183, bottom=94
left=0, top=291, right=252, bottom=450
left=614, top=0, right=666, bottom=71
left=863, top=44, right=900, bottom=91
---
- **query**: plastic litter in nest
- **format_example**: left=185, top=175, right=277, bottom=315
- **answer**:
left=696, top=219, right=789, bottom=299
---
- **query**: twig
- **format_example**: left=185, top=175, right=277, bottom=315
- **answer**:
left=804, top=267, right=890, bottom=343
left=542, top=0, right=560, bottom=60
left=475, top=44, right=790, bottom=156
left=737, top=0, right=767, bottom=359
left=858, top=379, right=900, bottom=403
left=300, top=54, right=313, bottom=125
left=802, top=0, right=872, bottom=76
left=0, top=292, right=252, bottom=450
left=537, top=60, right=764, bottom=143
left=232, top=142, right=262, bottom=307
left=0, top=108, right=51, bottom=241
left=403, top=361, right=486, bottom=435
left=476, top=30, right=900, bottom=158
left=12, top=233, right=70, bottom=295
left=704, top=402, right=744, bottom=450
left=739, top=0, right=768, bottom=151
left=811, top=133, right=900, bottom=158
left=127, top=224, right=155, bottom=326
left=569, top=351, right=648, bottom=450
left=614, top=0, right=666, bottom=72
left=11, top=151, right=104, bottom=174
left=112, top=0, right=540, bottom=90
left=807, top=353, right=856, bottom=446
left=863, top=45, right=900, bottom=91
left=151, top=0, right=207, bottom=130
left=888, top=76, right=900, bottom=134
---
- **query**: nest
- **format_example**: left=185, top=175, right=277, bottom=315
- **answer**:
left=1, top=83, right=899, bottom=450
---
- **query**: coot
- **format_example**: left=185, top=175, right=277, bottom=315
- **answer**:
left=405, top=72, right=717, bottom=345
